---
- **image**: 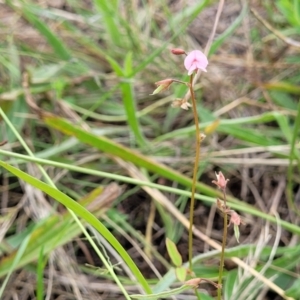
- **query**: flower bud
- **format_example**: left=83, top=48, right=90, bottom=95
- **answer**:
left=212, top=171, right=229, bottom=191
left=171, top=48, right=186, bottom=55
left=151, top=78, right=174, bottom=95
left=229, top=211, right=241, bottom=226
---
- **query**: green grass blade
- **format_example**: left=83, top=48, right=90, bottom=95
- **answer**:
left=166, top=238, right=182, bottom=267
left=0, top=161, right=152, bottom=295
left=124, top=52, right=133, bottom=76
left=120, top=80, right=147, bottom=147
left=105, top=55, right=124, bottom=76
left=219, top=125, right=281, bottom=146
left=93, top=0, right=122, bottom=46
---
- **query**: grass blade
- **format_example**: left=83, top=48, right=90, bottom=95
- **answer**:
left=0, top=161, right=152, bottom=294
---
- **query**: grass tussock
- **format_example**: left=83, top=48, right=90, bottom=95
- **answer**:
left=0, top=0, right=300, bottom=299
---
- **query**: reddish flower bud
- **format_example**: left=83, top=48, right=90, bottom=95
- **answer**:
left=171, top=48, right=186, bottom=55
left=228, top=210, right=243, bottom=243
left=229, top=211, right=241, bottom=226
left=155, top=78, right=173, bottom=87
left=185, top=278, right=202, bottom=287
left=212, top=171, right=229, bottom=191
left=151, top=78, right=174, bottom=95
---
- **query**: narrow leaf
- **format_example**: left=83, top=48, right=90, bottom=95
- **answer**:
left=166, top=238, right=182, bottom=267
left=234, top=225, right=240, bottom=243
left=175, top=266, right=187, bottom=282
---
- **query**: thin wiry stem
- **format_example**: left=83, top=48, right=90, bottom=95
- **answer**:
left=217, top=190, right=228, bottom=300
left=188, top=74, right=201, bottom=270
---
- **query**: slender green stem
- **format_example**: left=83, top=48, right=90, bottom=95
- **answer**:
left=217, top=190, right=228, bottom=300
left=188, top=75, right=201, bottom=270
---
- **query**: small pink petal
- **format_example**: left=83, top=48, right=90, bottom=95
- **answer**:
left=212, top=171, right=229, bottom=190
left=187, top=65, right=197, bottom=75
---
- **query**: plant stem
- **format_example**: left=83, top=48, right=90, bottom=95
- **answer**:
left=217, top=190, right=228, bottom=300
left=188, top=75, right=201, bottom=270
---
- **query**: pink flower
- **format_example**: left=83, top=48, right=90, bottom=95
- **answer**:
left=212, top=171, right=229, bottom=191
left=184, top=50, right=208, bottom=75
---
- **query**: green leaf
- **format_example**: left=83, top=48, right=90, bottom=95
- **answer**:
left=233, top=225, right=240, bottom=243
left=166, top=238, right=182, bottom=267
left=124, top=52, right=133, bottom=76
left=105, top=55, right=124, bottom=76
left=175, top=266, right=187, bottom=282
